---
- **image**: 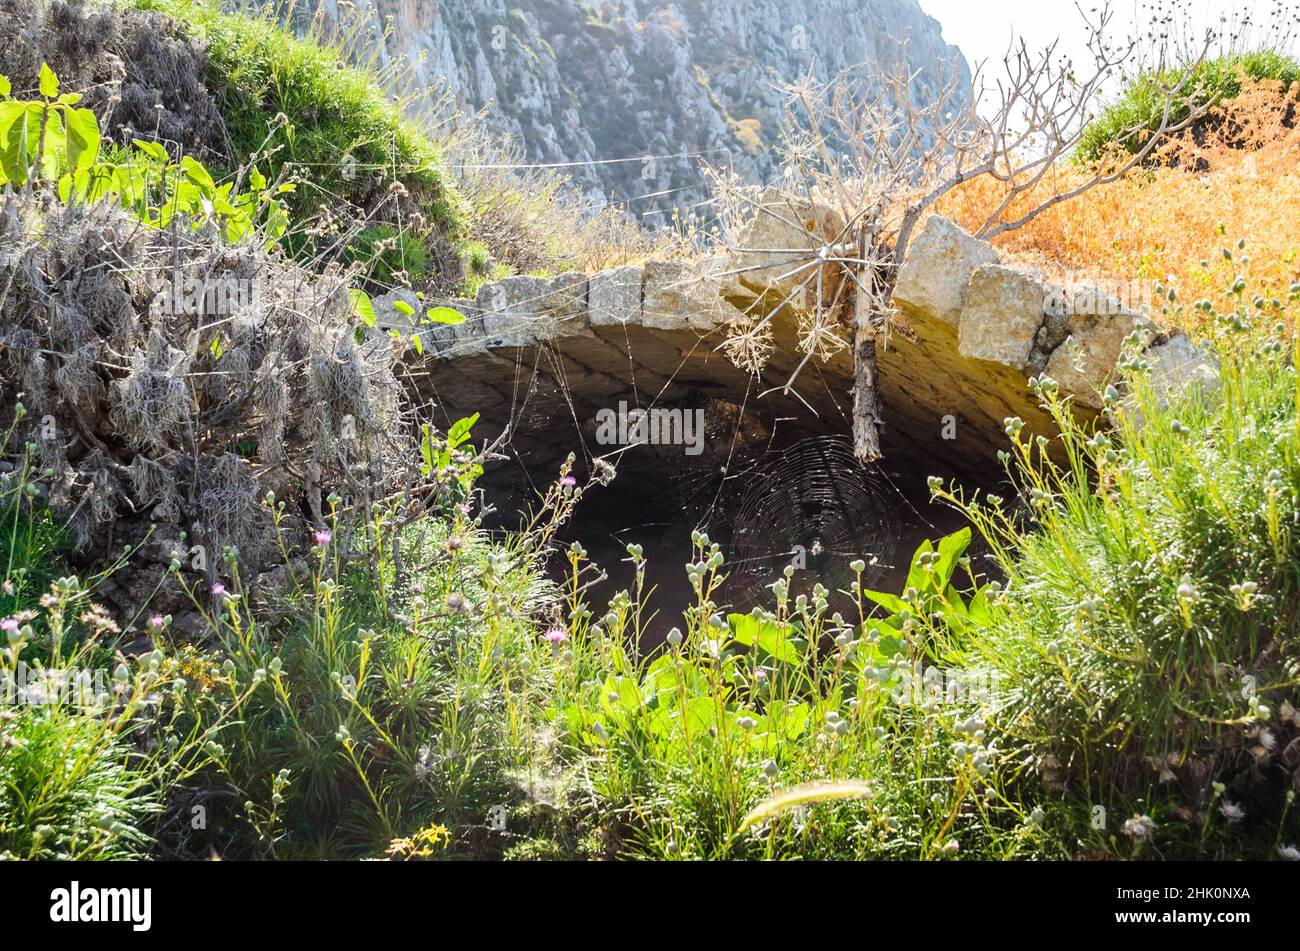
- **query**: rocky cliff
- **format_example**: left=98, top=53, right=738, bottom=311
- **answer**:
left=306, top=0, right=971, bottom=214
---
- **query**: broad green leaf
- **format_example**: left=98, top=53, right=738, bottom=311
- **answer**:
left=0, top=75, right=10, bottom=97
left=409, top=333, right=423, bottom=355
left=0, top=102, right=37, bottom=184
left=447, top=413, right=478, bottom=449
left=904, top=538, right=936, bottom=595
left=641, top=655, right=707, bottom=702
left=728, top=612, right=758, bottom=646
left=727, top=612, right=800, bottom=663
left=933, top=528, right=971, bottom=592
left=599, top=675, right=643, bottom=719
left=765, top=699, right=811, bottom=740
left=36, top=109, right=64, bottom=180
left=425, top=306, right=466, bottom=325
left=681, top=695, right=716, bottom=733
left=966, top=587, right=994, bottom=625
left=640, top=655, right=679, bottom=699
left=393, top=299, right=415, bottom=316
left=419, top=423, right=434, bottom=476
left=37, top=63, right=58, bottom=99
left=942, top=584, right=969, bottom=619
left=350, top=289, right=376, bottom=327
left=131, top=138, right=169, bottom=163
left=181, top=156, right=216, bottom=198
left=64, top=107, right=100, bottom=176
left=862, top=588, right=907, bottom=615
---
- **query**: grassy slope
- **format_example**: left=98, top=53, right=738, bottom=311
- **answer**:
left=125, top=0, right=468, bottom=288
left=1076, top=51, right=1300, bottom=164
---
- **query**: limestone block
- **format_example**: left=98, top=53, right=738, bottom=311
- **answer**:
left=371, top=288, right=423, bottom=333
left=477, top=273, right=589, bottom=349
left=725, top=187, right=845, bottom=296
left=1044, top=303, right=1153, bottom=410
left=423, top=298, right=479, bottom=357
left=957, top=264, right=1049, bottom=370
left=1143, top=332, right=1220, bottom=405
left=589, top=264, right=643, bottom=326
left=893, top=215, right=998, bottom=326
left=642, top=258, right=745, bottom=333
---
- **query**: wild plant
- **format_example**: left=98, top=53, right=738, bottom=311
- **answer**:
left=0, top=413, right=235, bottom=859
left=930, top=259, right=1300, bottom=857
left=0, top=64, right=290, bottom=244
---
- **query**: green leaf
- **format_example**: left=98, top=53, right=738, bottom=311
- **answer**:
left=599, top=674, right=644, bottom=719
left=727, top=613, right=801, bottom=663
left=181, top=156, right=216, bottom=198
left=0, top=102, right=37, bottom=184
left=350, top=289, right=376, bottom=327
left=419, top=423, right=434, bottom=477
left=131, top=138, right=168, bottom=163
left=393, top=299, right=415, bottom=316
left=425, top=306, right=466, bottom=325
left=966, top=587, right=994, bottom=625
left=37, top=63, right=58, bottom=99
left=765, top=699, right=811, bottom=740
left=904, top=538, right=936, bottom=595
left=942, top=584, right=969, bottom=619
left=862, top=588, right=907, bottom=616
left=409, top=333, right=423, bottom=355
left=0, top=75, right=10, bottom=97
left=447, top=413, right=479, bottom=449
left=63, top=107, right=100, bottom=177
left=35, top=108, right=64, bottom=180
left=933, top=528, right=971, bottom=592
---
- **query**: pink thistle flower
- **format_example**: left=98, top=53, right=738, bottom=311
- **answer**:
left=211, top=583, right=227, bottom=598
left=559, top=476, right=576, bottom=489
left=148, top=614, right=167, bottom=632
left=1, top=617, right=18, bottom=633
left=313, top=529, right=332, bottom=547
left=543, top=627, right=568, bottom=645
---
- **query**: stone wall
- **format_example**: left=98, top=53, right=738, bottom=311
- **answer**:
left=397, top=214, right=1218, bottom=486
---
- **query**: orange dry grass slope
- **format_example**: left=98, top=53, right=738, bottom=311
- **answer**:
left=934, top=77, right=1300, bottom=315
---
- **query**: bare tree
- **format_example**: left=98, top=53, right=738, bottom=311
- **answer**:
left=709, top=1, right=1229, bottom=462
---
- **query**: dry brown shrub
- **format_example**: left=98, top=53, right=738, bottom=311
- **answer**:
left=0, top=194, right=417, bottom=626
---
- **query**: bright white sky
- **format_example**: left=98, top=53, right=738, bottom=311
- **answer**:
left=917, top=0, right=1296, bottom=107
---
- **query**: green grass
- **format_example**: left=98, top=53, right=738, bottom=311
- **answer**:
left=1077, top=50, right=1300, bottom=164
left=930, top=273, right=1300, bottom=858
left=124, top=0, right=466, bottom=282
left=471, top=260, right=1299, bottom=861
left=166, top=493, right=558, bottom=859
left=11, top=271, right=1297, bottom=860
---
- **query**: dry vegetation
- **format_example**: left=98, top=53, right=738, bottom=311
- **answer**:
left=938, top=76, right=1300, bottom=312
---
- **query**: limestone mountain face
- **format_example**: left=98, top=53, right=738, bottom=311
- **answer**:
left=307, top=0, right=971, bottom=214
